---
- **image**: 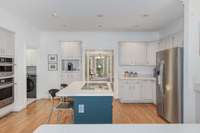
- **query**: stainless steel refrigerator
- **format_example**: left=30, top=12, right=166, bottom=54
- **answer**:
left=156, top=47, right=183, bottom=123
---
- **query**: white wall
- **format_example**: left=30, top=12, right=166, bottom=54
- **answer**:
left=0, top=8, right=40, bottom=117
left=38, top=32, right=159, bottom=99
left=184, top=0, right=200, bottom=123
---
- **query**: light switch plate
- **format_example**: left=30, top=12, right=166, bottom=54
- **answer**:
left=78, top=104, right=85, bottom=113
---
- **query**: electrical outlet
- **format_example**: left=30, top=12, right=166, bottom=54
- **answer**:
left=78, top=104, right=85, bottom=113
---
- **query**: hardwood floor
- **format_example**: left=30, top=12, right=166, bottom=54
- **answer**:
left=0, top=99, right=167, bottom=133
left=113, top=100, right=167, bottom=124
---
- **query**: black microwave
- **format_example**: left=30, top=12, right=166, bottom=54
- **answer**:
left=0, top=57, right=13, bottom=64
left=0, top=57, right=14, bottom=77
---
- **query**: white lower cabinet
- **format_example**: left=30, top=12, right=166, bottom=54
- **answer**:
left=130, top=81, right=141, bottom=101
left=119, top=79, right=155, bottom=103
left=141, top=80, right=154, bottom=101
left=61, top=72, right=82, bottom=85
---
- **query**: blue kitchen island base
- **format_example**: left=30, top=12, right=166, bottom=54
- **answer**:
left=72, top=96, right=113, bottom=124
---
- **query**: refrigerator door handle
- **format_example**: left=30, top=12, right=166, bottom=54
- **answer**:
left=159, top=60, right=165, bottom=95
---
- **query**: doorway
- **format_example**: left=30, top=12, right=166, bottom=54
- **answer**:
left=85, top=50, right=114, bottom=82
left=26, top=48, right=38, bottom=105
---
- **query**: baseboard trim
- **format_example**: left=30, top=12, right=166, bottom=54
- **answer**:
left=12, top=104, right=26, bottom=112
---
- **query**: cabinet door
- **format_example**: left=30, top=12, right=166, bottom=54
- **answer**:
left=0, top=30, right=4, bottom=57
left=6, top=33, right=14, bottom=57
left=119, top=42, right=147, bottom=66
left=26, top=49, right=38, bottom=66
left=173, top=32, right=184, bottom=48
left=147, top=42, right=159, bottom=66
left=0, top=28, right=14, bottom=57
left=119, top=43, right=135, bottom=65
left=130, top=80, right=141, bottom=101
left=119, top=80, right=129, bottom=99
left=0, top=29, right=6, bottom=56
left=74, top=73, right=82, bottom=81
left=134, top=43, right=147, bottom=65
left=66, top=73, right=73, bottom=84
left=141, top=81, right=153, bottom=100
left=118, top=81, right=124, bottom=98
left=61, top=42, right=81, bottom=58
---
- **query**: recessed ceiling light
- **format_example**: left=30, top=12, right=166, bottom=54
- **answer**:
left=142, top=14, right=149, bottom=17
left=98, top=25, right=103, bottom=28
left=63, top=24, right=67, bottom=28
left=51, top=12, right=57, bottom=17
left=178, top=0, right=184, bottom=4
left=134, top=25, right=140, bottom=28
left=97, top=14, right=104, bottom=18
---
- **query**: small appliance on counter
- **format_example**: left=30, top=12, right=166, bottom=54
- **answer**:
left=67, top=62, right=73, bottom=71
left=124, top=71, right=129, bottom=78
left=153, top=67, right=157, bottom=77
left=62, top=59, right=80, bottom=72
left=124, top=71, right=138, bottom=78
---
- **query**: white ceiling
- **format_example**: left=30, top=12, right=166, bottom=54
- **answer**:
left=0, top=0, right=184, bottom=32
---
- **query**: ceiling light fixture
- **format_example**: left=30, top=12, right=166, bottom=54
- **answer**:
left=178, top=0, right=184, bottom=4
left=97, top=14, right=104, bottom=18
left=51, top=12, right=57, bottom=17
left=98, top=25, right=103, bottom=28
left=142, top=14, right=149, bottom=17
left=134, top=25, right=140, bottom=28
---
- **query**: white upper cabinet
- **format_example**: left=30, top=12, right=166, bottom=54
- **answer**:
left=173, top=32, right=184, bottom=48
left=119, top=42, right=147, bottom=66
left=134, top=43, right=147, bottom=65
left=26, top=49, right=38, bottom=66
left=0, top=28, right=15, bottom=57
left=61, top=41, right=81, bottom=59
left=119, top=42, right=129, bottom=65
left=147, top=42, right=159, bottom=66
left=158, top=32, right=184, bottom=51
left=60, top=41, right=82, bottom=84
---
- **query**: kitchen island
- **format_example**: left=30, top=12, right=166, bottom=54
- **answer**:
left=56, top=81, right=113, bottom=124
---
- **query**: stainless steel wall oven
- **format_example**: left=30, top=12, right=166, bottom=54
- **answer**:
left=0, top=77, right=14, bottom=108
left=0, top=57, right=14, bottom=109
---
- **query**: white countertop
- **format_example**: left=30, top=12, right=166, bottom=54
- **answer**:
left=56, top=81, right=113, bottom=97
left=120, top=76, right=156, bottom=81
left=34, top=124, right=200, bottom=133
